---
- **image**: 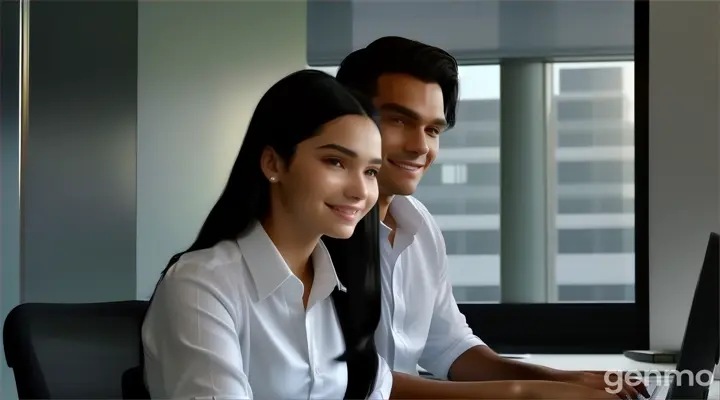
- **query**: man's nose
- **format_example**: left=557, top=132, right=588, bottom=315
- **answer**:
left=405, top=128, right=430, bottom=155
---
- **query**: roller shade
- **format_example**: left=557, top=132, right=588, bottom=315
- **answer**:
left=307, top=0, right=634, bottom=66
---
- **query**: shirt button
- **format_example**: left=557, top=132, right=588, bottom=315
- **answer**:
left=315, top=367, right=321, bottom=374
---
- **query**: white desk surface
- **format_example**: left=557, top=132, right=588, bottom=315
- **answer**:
left=521, top=354, right=676, bottom=372
left=523, top=354, right=719, bottom=399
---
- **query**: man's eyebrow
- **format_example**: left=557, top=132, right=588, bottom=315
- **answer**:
left=316, top=143, right=382, bottom=165
left=379, top=102, right=448, bottom=128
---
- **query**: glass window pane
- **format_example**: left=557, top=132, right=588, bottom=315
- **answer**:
left=425, top=65, right=501, bottom=303
left=552, top=61, right=635, bottom=303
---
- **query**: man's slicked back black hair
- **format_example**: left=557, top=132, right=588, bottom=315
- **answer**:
left=336, top=36, right=460, bottom=129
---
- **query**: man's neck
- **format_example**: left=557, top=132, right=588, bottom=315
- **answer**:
left=378, top=194, right=398, bottom=246
left=378, top=194, right=394, bottom=227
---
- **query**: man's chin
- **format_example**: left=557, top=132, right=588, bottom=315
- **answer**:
left=385, top=182, right=419, bottom=197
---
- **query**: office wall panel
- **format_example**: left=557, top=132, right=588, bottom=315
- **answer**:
left=22, top=0, right=138, bottom=302
left=648, top=1, right=720, bottom=350
left=136, top=1, right=307, bottom=299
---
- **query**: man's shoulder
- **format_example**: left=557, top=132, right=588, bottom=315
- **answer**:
left=400, top=195, right=443, bottom=237
left=403, top=195, right=431, bottom=218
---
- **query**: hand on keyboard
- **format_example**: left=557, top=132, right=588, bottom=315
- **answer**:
left=565, top=371, right=650, bottom=399
left=521, top=380, right=628, bottom=399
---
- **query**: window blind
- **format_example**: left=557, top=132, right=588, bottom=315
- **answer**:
left=307, top=0, right=634, bottom=66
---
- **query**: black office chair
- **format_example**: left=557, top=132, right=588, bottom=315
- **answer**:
left=3, top=301, right=151, bottom=399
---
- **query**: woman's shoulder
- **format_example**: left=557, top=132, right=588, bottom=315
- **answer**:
left=162, top=239, right=247, bottom=295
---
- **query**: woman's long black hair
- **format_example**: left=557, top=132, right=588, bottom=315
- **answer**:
left=148, top=70, right=382, bottom=399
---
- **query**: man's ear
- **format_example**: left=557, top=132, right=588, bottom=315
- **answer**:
left=260, top=146, right=284, bottom=183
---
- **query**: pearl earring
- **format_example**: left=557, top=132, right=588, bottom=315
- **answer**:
left=269, top=176, right=277, bottom=182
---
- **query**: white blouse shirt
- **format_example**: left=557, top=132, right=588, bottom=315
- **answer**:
left=141, top=221, right=393, bottom=400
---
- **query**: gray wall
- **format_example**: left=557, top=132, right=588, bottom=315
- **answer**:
left=22, top=0, right=138, bottom=303
left=135, top=1, right=307, bottom=299
left=648, top=1, right=720, bottom=351
left=1, top=1, right=21, bottom=398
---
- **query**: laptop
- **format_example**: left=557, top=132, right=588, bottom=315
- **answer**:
left=641, top=232, right=719, bottom=400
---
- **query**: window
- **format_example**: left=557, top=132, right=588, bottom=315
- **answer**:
left=441, top=164, right=468, bottom=185
left=307, top=10, right=649, bottom=351
left=314, top=63, right=636, bottom=304
left=427, top=65, right=502, bottom=302
left=552, top=62, right=635, bottom=302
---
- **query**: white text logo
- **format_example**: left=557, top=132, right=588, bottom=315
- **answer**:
left=604, top=369, right=715, bottom=394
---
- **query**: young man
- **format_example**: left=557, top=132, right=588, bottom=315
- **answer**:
left=335, top=36, right=647, bottom=400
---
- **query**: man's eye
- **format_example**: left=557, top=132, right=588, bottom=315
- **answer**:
left=325, top=158, right=343, bottom=168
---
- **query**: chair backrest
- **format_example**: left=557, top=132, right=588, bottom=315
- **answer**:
left=3, top=301, right=150, bottom=399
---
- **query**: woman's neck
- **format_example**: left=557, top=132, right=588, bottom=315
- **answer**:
left=261, top=213, right=318, bottom=282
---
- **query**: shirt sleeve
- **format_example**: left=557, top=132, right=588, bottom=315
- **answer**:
left=417, top=228, right=486, bottom=380
left=368, top=355, right=393, bottom=399
left=142, top=268, right=252, bottom=400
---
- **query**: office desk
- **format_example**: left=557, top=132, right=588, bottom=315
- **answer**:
left=521, top=354, right=675, bottom=372
left=522, top=354, right=719, bottom=399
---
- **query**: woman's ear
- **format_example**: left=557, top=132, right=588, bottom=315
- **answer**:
left=260, top=146, right=284, bottom=183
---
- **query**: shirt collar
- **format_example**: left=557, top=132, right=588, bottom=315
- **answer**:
left=308, top=240, right=347, bottom=305
left=382, top=195, right=425, bottom=235
left=237, top=221, right=346, bottom=301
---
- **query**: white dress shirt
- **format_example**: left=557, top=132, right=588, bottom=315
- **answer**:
left=142, top=221, right=392, bottom=400
left=375, top=195, right=486, bottom=380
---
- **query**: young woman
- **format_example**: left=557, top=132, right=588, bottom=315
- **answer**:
left=141, top=69, right=390, bottom=399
